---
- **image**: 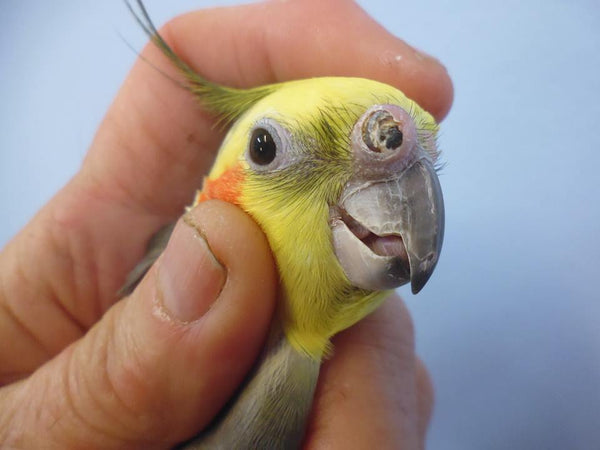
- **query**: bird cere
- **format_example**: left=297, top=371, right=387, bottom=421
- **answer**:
left=124, top=1, right=445, bottom=448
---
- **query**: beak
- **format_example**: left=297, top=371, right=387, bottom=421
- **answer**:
left=396, top=159, right=445, bottom=293
left=331, top=158, right=444, bottom=294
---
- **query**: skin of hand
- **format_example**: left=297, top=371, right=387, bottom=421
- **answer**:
left=0, top=0, right=452, bottom=448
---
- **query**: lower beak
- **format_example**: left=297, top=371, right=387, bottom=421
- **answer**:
left=331, top=158, right=444, bottom=294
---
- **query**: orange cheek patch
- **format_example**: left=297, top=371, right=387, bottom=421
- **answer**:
left=194, top=163, right=245, bottom=206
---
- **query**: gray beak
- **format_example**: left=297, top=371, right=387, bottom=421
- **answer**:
left=398, top=159, right=445, bottom=293
left=331, top=158, right=444, bottom=294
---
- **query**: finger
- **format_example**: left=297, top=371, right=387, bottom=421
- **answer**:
left=303, top=295, right=424, bottom=449
left=166, top=0, right=453, bottom=120
left=0, top=201, right=277, bottom=448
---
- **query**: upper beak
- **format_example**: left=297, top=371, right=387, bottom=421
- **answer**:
left=396, top=159, right=445, bottom=293
left=331, top=157, right=444, bottom=294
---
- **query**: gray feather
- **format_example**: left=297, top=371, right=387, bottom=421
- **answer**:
left=178, top=325, right=320, bottom=450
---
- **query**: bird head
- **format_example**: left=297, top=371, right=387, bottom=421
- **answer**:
left=194, top=78, right=444, bottom=358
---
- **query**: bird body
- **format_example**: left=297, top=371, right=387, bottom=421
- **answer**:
left=124, top=2, right=445, bottom=448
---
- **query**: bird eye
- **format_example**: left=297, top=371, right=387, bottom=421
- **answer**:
left=245, top=120, right=294, bottom=172
left=249, top=128, right=277, bottom=165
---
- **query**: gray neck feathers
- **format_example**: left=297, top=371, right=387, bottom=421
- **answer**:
left=180, top=325, right=321, bottom=449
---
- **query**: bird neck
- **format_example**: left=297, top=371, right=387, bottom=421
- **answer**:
left=180, top=322, right=321, bottom=449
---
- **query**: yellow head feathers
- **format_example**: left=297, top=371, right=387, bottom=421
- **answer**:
left=195, top=78, right=438, bottom=358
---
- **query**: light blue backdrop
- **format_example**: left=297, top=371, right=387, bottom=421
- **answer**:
left=1, top=1, right=599, bottom=448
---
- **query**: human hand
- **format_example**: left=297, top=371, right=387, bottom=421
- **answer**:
left=0, top=0, right=452, bottom=448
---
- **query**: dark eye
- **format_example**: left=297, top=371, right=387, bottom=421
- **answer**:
left=249, top=128, right=277, bottom=165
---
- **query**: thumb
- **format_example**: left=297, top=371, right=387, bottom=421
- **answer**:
left=0, top=200, right=277, bottom=449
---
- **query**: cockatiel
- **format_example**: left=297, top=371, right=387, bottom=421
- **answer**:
left=122, top=2, right=444, bottom=449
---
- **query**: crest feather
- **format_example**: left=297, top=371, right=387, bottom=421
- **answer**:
left=126, top=0, right=277, bottom=125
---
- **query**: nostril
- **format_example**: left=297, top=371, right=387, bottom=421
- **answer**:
left=352, top=104, right=420, bottom=179
left=362, top=110, right=404, bottom=153
left=385, top=126, right=403, bottom=149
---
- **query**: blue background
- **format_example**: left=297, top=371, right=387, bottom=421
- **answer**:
left=1, top=1, right=599, bottom=448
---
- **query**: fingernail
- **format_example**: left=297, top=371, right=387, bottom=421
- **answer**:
left=158, top=218, right=226, bottom=322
